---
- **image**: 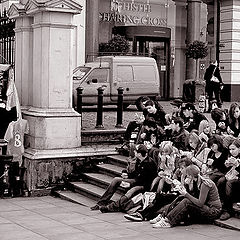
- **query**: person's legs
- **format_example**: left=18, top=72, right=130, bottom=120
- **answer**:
left=97, top=177, right=136, bottom=205
left=157, top=178, right=165, bottom=194
left=166, top=198, right=221, bottom=226
left=150, top=176, right=160, bottom=192
left=140, top=192, right=178, bottom=221
left=213, top=84, right=222, bottom=108
left=125, top=185, right=144, bottom=199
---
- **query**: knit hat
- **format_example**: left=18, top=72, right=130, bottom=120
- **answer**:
left=136, top=144, right=148, bottom=157
left=181, top=102, right=195, bottom=111
left=170, top=99, right=183, bottom=108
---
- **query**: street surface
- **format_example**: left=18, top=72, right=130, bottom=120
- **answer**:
left=0, top=196, right=239, bottom=240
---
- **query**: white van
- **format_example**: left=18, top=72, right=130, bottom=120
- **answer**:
left=72, top=56, right=160, bottom=109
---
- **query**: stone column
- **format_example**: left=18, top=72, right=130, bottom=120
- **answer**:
left=85, top=0, right=99, bottom=62
left=8, top=4, right=33, bottom=109
left=186, top=0, right=201, bottom=80
left=219, top=0, right=240, bottom=101
left=8, top=1, right=83, bottom=192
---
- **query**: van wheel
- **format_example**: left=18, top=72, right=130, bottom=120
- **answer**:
left=136, top=96, right=150, bottom=111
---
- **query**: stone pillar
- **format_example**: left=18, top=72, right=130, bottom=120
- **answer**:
left=85, top=0, right=99, bottom=62
left=8, top=4, right=33, bottom=109
left=219, top=0, right=240, bottom=101
left=186, top=0, right=201, bottom=80
left=8, top=0, right=83, bottom=192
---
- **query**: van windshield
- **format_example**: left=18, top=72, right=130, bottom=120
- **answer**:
left=73, top=67, right=91, bottom=80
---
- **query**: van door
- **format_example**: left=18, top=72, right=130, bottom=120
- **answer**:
left=111, top=63, right=159, bottom=102
left=80, top=68, right=110, bottom=104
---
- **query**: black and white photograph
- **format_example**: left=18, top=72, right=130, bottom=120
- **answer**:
left=0, top=0, right=240, bottom=239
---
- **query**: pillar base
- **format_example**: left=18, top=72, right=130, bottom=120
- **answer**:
left=23, top=107, right=81, bottom=150
left=23, top=144, right=119, bottom=192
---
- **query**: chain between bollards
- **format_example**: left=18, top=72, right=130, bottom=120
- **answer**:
left=95, top=87, right=104, bottom=129
left=115, top=87, right=124, bottom=128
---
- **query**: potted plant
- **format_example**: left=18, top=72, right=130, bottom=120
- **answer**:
left=99, top=34, right=130, bottom=55
left=185, top=40, right=208, bottom=80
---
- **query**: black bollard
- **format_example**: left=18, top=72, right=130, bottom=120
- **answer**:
left=95, top=87, right=104, bottom=129
left=115, top=87, right=124, bottom=128
left=76, top=87, right=84, bottom=114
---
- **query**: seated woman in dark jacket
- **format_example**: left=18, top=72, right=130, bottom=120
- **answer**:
left=227, top=102, right=240, bottom=138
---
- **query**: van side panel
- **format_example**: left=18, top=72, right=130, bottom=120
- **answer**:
left=110, top=60, right=159, bottom=102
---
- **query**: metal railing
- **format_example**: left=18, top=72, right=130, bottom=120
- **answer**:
left=0, top=10, right=15, bottom=66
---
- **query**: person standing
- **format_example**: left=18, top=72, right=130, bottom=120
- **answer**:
left=204, top=60, right=224, bottom=109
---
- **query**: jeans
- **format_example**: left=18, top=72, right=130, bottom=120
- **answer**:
left=207, top=82, right=222, bottom=108
left=139, top=192, right=178, bottom=220
left=167, top=198, right=221, bottom=226
left=221, top=179, right=240, bottom=212
left=97, top=177, right=136, bottom=205
left=106, top=185, right=144, bottom=212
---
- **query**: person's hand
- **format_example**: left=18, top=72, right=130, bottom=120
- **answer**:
left=220, top=84, right=224, bottom=90
left=140, top=133, right=146, bottom=139
left=218, top=121, right=226, bottom=129
left=177, top=186, right=187, bottom=195
left=227, top=126, right=235, bottom=136
left=207, top=158, right=214, bottom=166
left=121, top=172, right=128, bottom=179
left=158, top=171, right=165, bottom=177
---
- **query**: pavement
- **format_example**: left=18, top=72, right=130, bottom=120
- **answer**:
left=0, top=195, right=239, bottom=240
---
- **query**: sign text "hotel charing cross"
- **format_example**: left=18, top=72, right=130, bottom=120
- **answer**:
left=99, top=0, right=167, bottom=27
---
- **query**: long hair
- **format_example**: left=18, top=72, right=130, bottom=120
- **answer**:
left=198, top=120, right=210, bottom=135
left=208, top=134, right=224, bottom=152
left=228, top=102, right=240, bottom=125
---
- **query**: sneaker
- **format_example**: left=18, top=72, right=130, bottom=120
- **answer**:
left=90, top=204, right=100, bottom=211
left=99, top=206, right=109, bottom=213
left=124, top=212, right=143, bottom=222
left=152, top=218, right=171, bottom=228
left=219, top=211, right=231, bottom=221
left=149, top=214, right=162, bottom=224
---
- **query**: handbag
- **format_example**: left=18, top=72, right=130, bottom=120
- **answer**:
left=210, top=67, right=220, bottom=83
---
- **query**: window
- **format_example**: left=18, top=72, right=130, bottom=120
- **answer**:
left=73, top=67, right=90, bottom=80
left=86, top=68, right=108, bottom=83
left=117, top=65, right=133, bottom=82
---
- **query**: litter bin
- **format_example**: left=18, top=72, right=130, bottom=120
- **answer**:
left=183, top=79, right=195, bottom=102
left=195, top=79, right=206, bottom=102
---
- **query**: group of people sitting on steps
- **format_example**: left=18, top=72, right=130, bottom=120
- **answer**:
left=90, top=97, right=240, bottom=228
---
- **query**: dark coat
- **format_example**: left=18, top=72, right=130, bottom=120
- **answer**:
left=184, top=111, right=207, bottom=133
left=204, top=64, right=223, bottom=84
left=171, top=128, right=189, bottom=151
left=134, top=156, right=157, bottom=191
left=204, top=64, right=223, bottom=93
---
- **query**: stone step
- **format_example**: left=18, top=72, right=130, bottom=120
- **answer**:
left=214, top=217, right=240, bottom=231
left=69, top=181, right=122, bottom=202
left=233, top=203, right=240, bottom=219
left=96, top=163, right=124, bottom=177
left=54, top=190, right=96, bottom=207
left=82, top=172, right=125, bottom=194
left=107, top=155, right=128, bottom=168
left=81, top=129, right=125, bottom=146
